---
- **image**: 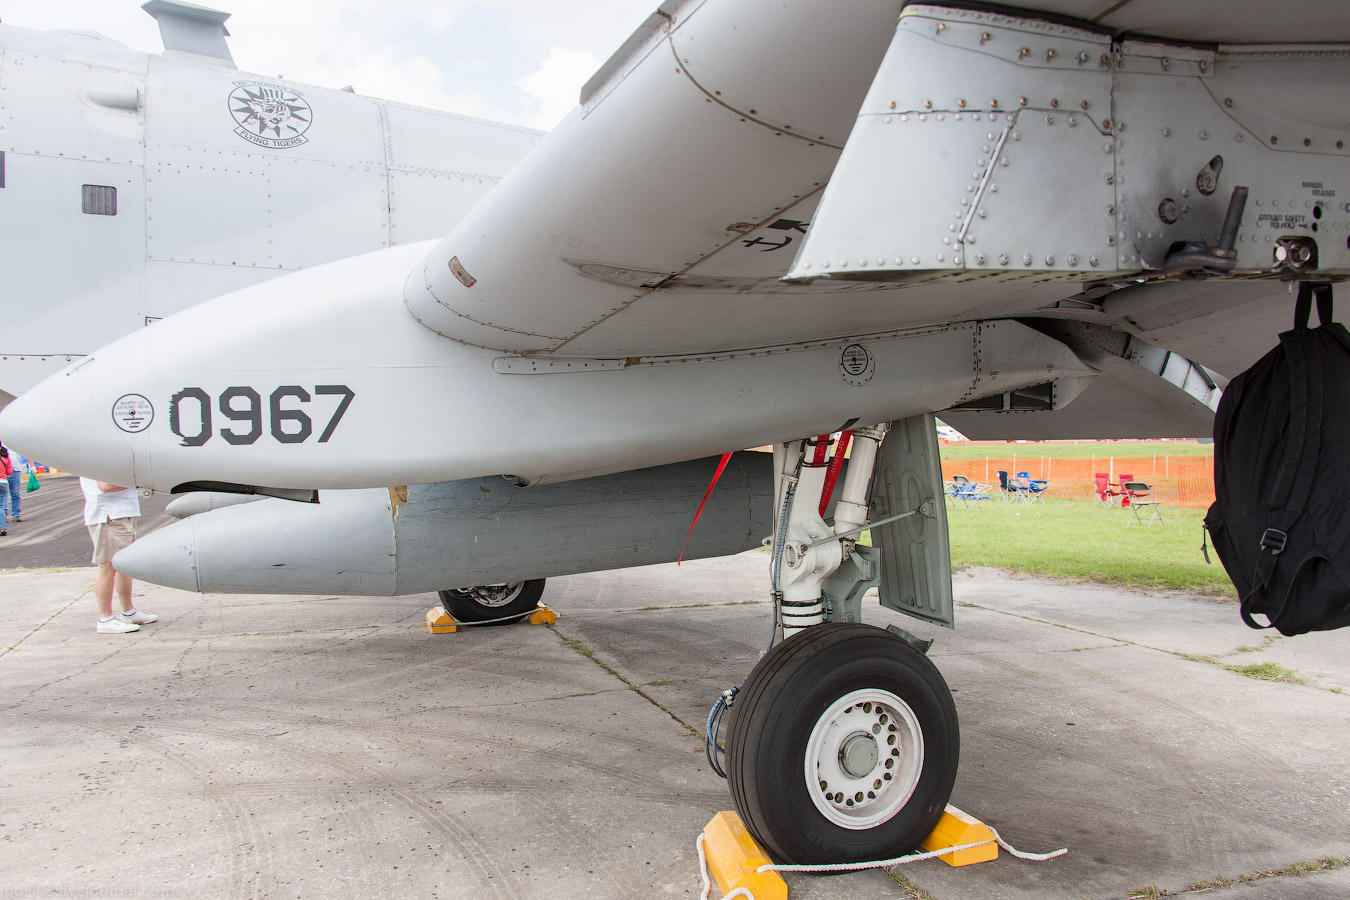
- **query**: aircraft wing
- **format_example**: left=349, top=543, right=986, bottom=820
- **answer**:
left=400, top=0, right=1349, bottom=386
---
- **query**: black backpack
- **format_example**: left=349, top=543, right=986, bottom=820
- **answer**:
left=1204, top=282, right=1350, bottom=636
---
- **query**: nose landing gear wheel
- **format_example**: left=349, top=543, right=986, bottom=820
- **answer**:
left=726, top=623, right=959, bottom=864
left=437, top=578, right=545, bottom=624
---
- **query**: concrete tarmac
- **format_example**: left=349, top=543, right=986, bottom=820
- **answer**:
left=1, top=556, right=1347, bottom=899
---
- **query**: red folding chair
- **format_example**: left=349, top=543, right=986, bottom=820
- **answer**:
left=1094, top=473, right=1121, bottom=507
left=1118, top=473, right=1135, bottom=507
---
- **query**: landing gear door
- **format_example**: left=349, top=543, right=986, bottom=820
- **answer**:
left=870, top=414, right=954, bottom=629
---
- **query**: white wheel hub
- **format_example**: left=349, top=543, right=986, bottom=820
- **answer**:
left=803, top=687, right=924, bottom=830
left=458, top=582, right=524, bottom=608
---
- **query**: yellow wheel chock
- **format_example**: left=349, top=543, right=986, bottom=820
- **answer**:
left=701, top=810, right=787, bottom=900
left=920, top=804, right=998, bottom=866
left=701, top=804, right=998, bottom=897
left=425, top=603, right=557, bottom=634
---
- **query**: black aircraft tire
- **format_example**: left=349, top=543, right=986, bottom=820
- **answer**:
left=437, top=579, right=545, bottom=624
left=726, top=622, right=959, bottom=865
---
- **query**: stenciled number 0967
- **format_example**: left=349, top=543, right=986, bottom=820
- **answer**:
left=168, top=385, right=355, bottom=447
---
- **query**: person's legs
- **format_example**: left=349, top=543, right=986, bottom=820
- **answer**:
left=114, top=571, right=134, bottom=614
left=7, top=472, right=20, bottom=518
left=94, top=562, right=116, bottom=618
left=0, top=478, right=9, bottom=533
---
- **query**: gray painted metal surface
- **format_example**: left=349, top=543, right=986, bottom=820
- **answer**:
left=870, top=414, right=954, bottom=628
left=115, top=452, right=777, bottom=594
left=0, top=18, right=541, bottom=398
left=164, top=491, right=261, bottom=519
left=791, top=5, right=1350, bottom=284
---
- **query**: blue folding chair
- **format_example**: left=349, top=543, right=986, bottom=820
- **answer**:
left=997, top=470, right=1029, bottom=502
left=946, top=474, right=991, bottom=507
left=1016, top=470, right=1048, bottom=502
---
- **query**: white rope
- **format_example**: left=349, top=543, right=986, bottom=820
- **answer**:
left=438, top=608, right=538, bottom=628
left=696, top=824, right=1066, bottom=898
left=758, top=824, right=1066, bottom=873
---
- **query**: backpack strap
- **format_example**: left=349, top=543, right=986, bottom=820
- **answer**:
left=1292, top=281, right=1333, bottom=329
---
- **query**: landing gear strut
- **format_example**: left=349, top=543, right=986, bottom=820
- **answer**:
left=722, top=417, right=959, bottom=863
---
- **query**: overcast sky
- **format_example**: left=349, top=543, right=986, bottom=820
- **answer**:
left=0, top=1, right=652, bottom=129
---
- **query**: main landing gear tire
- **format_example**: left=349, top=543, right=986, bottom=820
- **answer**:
left=726, top=622, right=959, bottom=865
left=437, top=579, right=545, bottom=624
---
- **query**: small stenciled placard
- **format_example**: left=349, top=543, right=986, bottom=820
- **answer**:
left=840, top=343, right=875, bottom=386
left=111, top=394, right=154, bottom=433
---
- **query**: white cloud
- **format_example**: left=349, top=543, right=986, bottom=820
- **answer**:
left=0, top=1, right=651, bottom=129
left=514, top=47, right=604, bottom=130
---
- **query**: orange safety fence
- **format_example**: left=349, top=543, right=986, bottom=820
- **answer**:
left=942, top=455, right=1216, bottom=508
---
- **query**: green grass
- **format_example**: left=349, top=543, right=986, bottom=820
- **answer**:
left=944, top=498, right=1235, bottom=596
left=1126, top=855, right=1348, bottom=897
left=1222, top=661, right=1303, bottom=683
left=939, top=440, right=1213, bottom=461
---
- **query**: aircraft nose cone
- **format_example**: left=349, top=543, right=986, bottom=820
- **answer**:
left=0, top=361, right=139, bottom=486
left=113, top=520, right=200, bottom=592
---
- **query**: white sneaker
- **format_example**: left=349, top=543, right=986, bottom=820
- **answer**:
left=97, top=617, right=140, bottom=634
left=121, top=610, right=158, bottom=625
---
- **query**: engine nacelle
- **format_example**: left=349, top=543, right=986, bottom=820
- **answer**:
left=115, top=453, right=778, bottom=595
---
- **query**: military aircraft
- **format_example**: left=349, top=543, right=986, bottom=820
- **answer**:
left=0, top=0, right=543, bottom=405
left=4, top=0, right=1348, bottom=866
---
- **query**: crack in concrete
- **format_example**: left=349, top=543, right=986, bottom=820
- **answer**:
left=547, top=624, right=704, bottom=739
left=0, top=583, right=91, bottom=661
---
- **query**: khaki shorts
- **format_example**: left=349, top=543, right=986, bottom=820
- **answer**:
left=88, top=518, right=139, bottom=565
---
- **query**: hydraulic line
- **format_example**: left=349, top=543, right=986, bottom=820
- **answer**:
left=706, top=449, right=801, bottom=778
